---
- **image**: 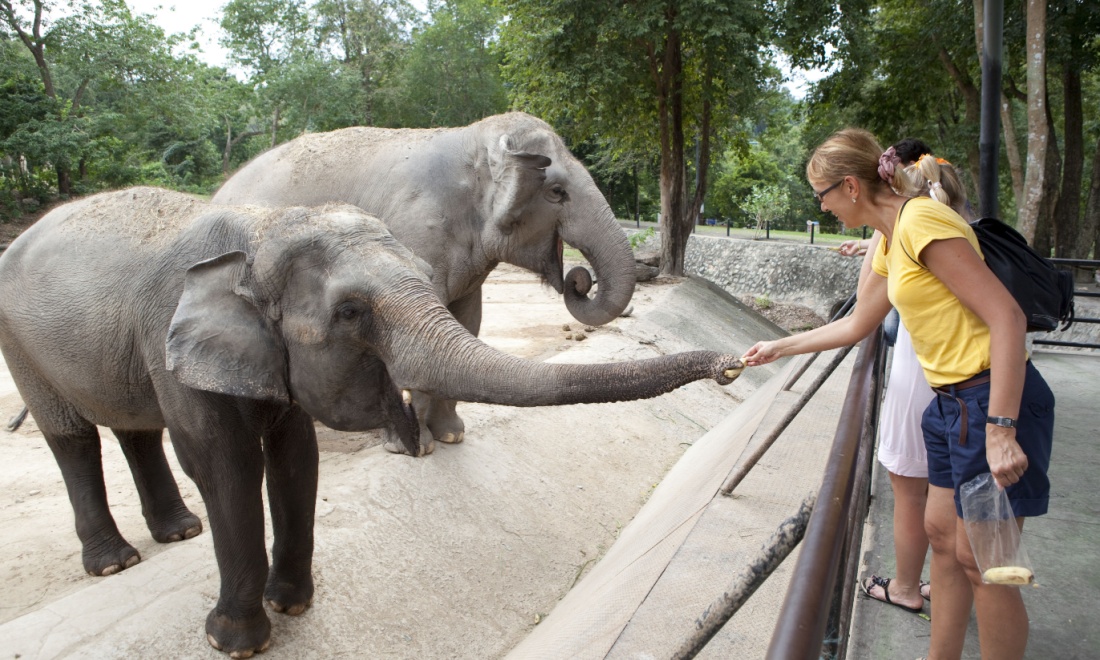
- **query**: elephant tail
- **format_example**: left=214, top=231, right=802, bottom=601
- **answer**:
left=6, top=405, right=28, bottom=432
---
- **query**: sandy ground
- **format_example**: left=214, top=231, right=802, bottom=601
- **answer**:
left=0, top=263, right=787, bottom=658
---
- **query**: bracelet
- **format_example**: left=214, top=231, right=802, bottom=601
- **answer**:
left=986, top=416, right=1017, bottom=428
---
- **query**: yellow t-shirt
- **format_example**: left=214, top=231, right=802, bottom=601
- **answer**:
left=871, top=197, right=990, bottom=387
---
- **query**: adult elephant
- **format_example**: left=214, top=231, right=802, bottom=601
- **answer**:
left=214, top=112, right=635, bottom=454
left=0, top=188, right=741, bottom=657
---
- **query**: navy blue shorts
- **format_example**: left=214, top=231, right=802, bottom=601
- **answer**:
left=921, top=360, right=1055, bottom=518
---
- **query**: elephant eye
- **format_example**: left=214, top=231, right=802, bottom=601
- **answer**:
left=549, top=184, right=568, bottom=202
left=336, top=302, right=360, bottom=321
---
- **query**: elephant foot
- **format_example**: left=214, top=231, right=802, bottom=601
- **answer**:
left=265, top=572, right=314, bottom=616
left=83, top=535, right=141, bottom=576
left=436, top=431, right=464, bottom=444
left=206, top=608, right=271, bottom=658
left=382, top=424, right=433, bottom=455
left=426, top=400, right=465, bottom=445
left=383, top=435, right=434, bottom=456
left=148, top=507, right=203, bottom=544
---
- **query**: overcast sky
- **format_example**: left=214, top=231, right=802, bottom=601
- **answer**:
left=123, top=1, right=820, bottom=97
left=125, top=0, right=429, bottom=69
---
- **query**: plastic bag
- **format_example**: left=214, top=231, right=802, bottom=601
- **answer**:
left=959, top=473, right=1037, bottom=586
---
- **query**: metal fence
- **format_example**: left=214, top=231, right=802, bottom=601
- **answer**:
left=1034, top=259, right=1100, bottom=351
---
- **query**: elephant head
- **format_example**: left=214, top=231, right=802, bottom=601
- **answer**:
left=166, top=206, right=740, bottom=456
left=478, top=114, right=636, bottom=327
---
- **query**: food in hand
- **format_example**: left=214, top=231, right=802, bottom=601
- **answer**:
left=982, top=565, right=1035, bottom=585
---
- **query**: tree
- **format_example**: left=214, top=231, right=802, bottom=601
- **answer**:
left=220, top=0, right=314, bottom=143
left=1, top=0, right=199, bottom=194
left=385, top=0, right=506, bottom=127
left=742, top=183, right=790, bottom=235
left=314, top=0, right=420, bottom=127
left=498, top=0, right=770, bottom=276
left=1016, top=0, right=1049, bottom=246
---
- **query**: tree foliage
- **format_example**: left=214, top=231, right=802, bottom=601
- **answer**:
left=497, top=0, right=773, bottom=275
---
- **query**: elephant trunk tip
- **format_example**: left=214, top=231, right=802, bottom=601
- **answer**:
left=715, top=356, right=746, bottom=385
left=562, top=265, right=631, bottom=327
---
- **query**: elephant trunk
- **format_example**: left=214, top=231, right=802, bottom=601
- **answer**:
left=561, top=191, right=637, bottom=326
left=379, top=284, right=742, bottom=407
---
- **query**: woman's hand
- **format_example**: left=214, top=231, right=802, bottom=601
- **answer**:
left=742, top=341, right=783, bottom=367
left=986, top=426, right=1028, bottom=489
left=838, top=239, right=867, bottom=257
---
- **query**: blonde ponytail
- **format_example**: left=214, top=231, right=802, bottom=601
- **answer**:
left=893, top=153, right=972, bottom=220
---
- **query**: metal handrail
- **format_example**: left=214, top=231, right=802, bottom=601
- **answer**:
left=1035, top=258, right=1100, bottom=349
left=765, top=328, right=884, bottom=660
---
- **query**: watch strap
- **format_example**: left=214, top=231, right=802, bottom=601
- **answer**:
left=986, top=415, right=1017, bottom=428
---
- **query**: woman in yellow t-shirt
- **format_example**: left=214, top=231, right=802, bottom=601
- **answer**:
left=743, top=128, right=1054, bottom=660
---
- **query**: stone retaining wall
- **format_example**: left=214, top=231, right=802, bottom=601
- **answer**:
left=631, top=230, right=862, bottom=319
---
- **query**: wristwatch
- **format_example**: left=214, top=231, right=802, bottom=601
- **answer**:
left=986, top=416, right=1017, bottom=428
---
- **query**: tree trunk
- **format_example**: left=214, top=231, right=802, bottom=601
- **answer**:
left=1018, top=0, right=1048, bottom=244
left=938, top=47, right=981, bottom=192
left=1001, top=91, right=1024, bottom=213
left=224, top=120, right=233, bottom=174
left=688, top=66, right=714, bottom=230
left=1079, top=138, right=1100, bottom=260
left=55, top=164, right=71, bottom=196
left=1032, top=98, right=1061, bottom=257
left=1, top=0, right=55, bottom=99
left=271, top=105, right=281, bottom=148
left=657, top=30, right=688, bottom=277
left=633, top=164, right=640, bottom=225
left=1053, top=66, right=1083, bottom=258
left=223, top=119, right=263, bottom=173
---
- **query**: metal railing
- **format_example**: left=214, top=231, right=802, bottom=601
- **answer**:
left=1034, top=258, right=1100, bottom=350
left=764, top=329, right=885, bottom=659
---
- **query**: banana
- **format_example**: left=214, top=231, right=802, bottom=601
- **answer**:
left=982, top=566, right=1035, bottom=586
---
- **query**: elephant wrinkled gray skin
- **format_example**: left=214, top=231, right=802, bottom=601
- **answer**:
left=213, top=112, right=635, bottom=455
left=0, top=188, right=742, bottom=657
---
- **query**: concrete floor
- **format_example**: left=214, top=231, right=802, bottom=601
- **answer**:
left=847, top=351, right=1100, bottom=660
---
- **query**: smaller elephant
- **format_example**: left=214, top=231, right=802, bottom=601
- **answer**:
left=0, top=188, right=742, bottom=656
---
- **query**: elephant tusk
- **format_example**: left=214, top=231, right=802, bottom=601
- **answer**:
left=401, top=389, right=413, bottom=405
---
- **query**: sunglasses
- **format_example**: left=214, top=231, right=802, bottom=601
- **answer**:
left=812, top=180, right=844, bottom=204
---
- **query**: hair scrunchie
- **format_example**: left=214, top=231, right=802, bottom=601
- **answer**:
left=878, top=147, right=901, bottom=185
left=928, top=181, right=943, bottom=193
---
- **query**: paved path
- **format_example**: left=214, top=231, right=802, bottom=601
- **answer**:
left=848, top=351, right=1100, bottom=659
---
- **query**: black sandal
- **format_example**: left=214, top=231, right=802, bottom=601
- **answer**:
left=859, top=575, right=924, bottom=613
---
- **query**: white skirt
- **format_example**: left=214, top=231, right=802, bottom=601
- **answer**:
left=878, top=322, right=934, bottom=478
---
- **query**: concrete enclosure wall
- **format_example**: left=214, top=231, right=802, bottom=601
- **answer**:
left=632, top=231, right=863, bottom=319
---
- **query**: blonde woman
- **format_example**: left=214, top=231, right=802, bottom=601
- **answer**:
left=744, top=129, right=1054, bottom=660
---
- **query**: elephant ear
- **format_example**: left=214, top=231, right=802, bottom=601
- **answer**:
left=166, top=251, right=289, bottom=403
left=486, top=133, right=552, bottom=233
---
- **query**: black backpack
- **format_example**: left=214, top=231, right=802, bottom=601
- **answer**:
left=969, top=217, right=1075, bottom=333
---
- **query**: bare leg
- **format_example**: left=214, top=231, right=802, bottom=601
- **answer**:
left=925, top=485, right=973, bottom=660
left=959, top=516, right=1029, bottom=659
left=878, top=471, right=929, bottom=610
left=114, top=429, right=202, bottom=543
left=262, top=408, right=317, bottom=615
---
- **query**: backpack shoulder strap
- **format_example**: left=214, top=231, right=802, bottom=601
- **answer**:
left=894, top=198, right=922, bottom=268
